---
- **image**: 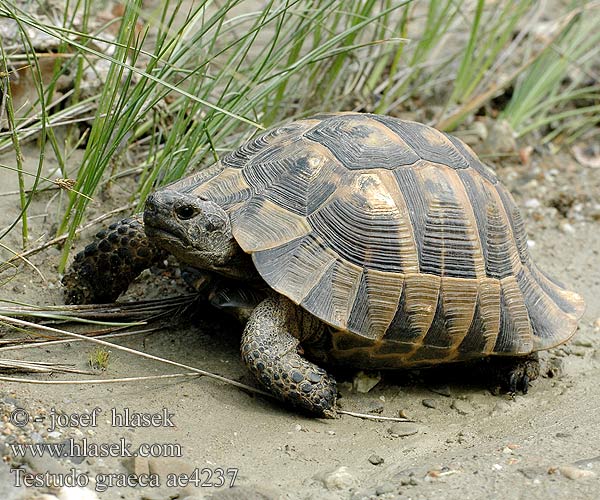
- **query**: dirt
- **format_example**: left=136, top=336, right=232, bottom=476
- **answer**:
left=0, top=126, right=599, bottom=500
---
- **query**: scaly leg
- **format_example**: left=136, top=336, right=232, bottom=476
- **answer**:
left=62, top=215, right=166, bottom=304
left=241, top=295, right=337, bottom=418
left=476, top=353, right=540, bottom=394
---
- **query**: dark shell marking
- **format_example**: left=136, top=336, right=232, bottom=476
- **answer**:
left=188, top=112, right=584, bottom=367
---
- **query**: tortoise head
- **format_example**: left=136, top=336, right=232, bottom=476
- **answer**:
left=144, top=190, right=253, bottom=279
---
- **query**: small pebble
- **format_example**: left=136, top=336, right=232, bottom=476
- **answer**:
left=352, top=371, right=382, bottom=393
left=482, top=119, right=517, bottom=154
left=472, top=121, right=488, bottom=140
left=366, top=399, right=384, bottom=414
left=559, top=222, right=575, bottom=234
left=519, top=146, right=533, bottom=165
left=387, top=422, right=419, bottom=438
left=2, top=396, right=19, bottom=406
left=368, top=454, right=384, bottom=466
left=422, top=399, right=437, bottom=409
left=148, top=457, right=194, bottom=476
left=25, top=455, right=71, bottom=476
left=30, top=432, right=43, bottom=443
left=525, top=198, right=541, bottom=209
left=451, top=399, right=473, bottom=415
left=428, top=385, right=451, bottom=397
left=321, top=466, right=356, bottom=490
left=555, top=432, right=572, bottom=438
left=558, top=465, right=596, bottom=480
left=400, top=475, right=420, bottom=486
left=375, top=482, right=396, bottom=495
left=123, top=456, right=149, bottom=475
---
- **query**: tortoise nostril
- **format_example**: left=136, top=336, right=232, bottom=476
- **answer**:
left=144, top=195, right=158, bottom=216
left=205, top=215, right=226, bottom=232
left=206, top=220, right=219, bottom=232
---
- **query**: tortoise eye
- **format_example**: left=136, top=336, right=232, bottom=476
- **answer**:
left=176, top=205, right=195, bottom=220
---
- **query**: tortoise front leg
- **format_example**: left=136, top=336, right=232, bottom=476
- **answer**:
left=241, top=295, right=337, bottom=418
left=62, top=215, right=166, bottom=304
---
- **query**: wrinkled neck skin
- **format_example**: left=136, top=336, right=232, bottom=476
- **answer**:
left=205, top=243, right=259, bottom=281
left=154, top=223, right=259, bottom=282
left=143, top=190, right=260, bottom=282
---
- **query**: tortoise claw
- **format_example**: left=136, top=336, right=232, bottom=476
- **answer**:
left=476, top=354, right=540, bottom=395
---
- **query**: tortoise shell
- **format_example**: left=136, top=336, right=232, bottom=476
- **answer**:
left=172, top=112, right=584, bottom=366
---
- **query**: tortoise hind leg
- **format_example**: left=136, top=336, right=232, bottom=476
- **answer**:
left=241, top=295, right=337, bottom=418
left=476, top=353, right=540, bottom=394
left=62, top=215, right=166, bottom=304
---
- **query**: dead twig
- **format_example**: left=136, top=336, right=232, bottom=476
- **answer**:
left=337, top=410, right=414, bottom=422
left=0, top=373, right=200, bottom=384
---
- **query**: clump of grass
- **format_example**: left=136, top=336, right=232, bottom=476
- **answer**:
left=88, top=346, right=110, bottom=370
left=500, top=5, right=600, bottom=146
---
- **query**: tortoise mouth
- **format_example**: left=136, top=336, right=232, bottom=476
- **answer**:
left=145, top=224, right=211, bottom=268
left=144, top=221, right=192, bottom=253
left=144, top=207, right=218, bottom=267
left=145, top=224, right=177, bottom=243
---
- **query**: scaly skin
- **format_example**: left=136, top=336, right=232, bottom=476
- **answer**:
left=241, top=295, right=337, bottom=418
left=62, top=215, right=166, bottom=304
left=476, top=353, right=540, bottom=394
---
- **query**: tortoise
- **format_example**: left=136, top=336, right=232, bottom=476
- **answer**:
left=63, top=112, right=585, bottom=417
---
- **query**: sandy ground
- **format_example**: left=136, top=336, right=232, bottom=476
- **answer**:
left=0, top=129, right=599, bottom=500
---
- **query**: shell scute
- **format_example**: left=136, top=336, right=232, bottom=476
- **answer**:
left=304, top=114, right=419, bottom=169
left=222, top=120, right=316, bottom=169
left=242, top=138, right=340, bottom=216
left=307, top=172, right=415, bottom=274
left=372, top=116, right=470, bottom=169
